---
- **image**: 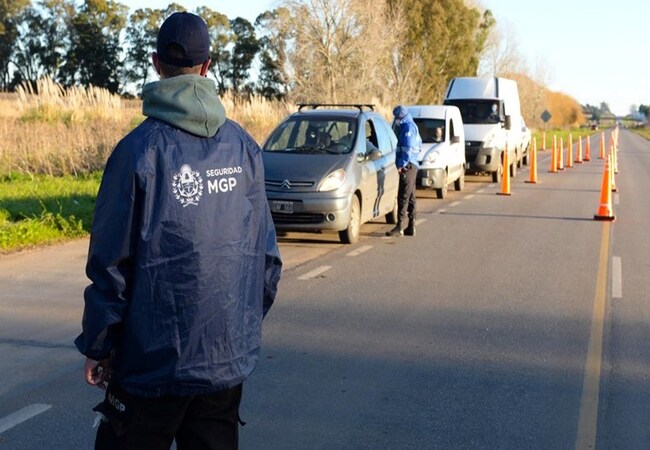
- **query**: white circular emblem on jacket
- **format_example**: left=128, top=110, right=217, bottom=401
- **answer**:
left=172, top=164, right=204, bottom=207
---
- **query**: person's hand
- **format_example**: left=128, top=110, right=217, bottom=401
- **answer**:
left=84, top=357, right=111, bottom=390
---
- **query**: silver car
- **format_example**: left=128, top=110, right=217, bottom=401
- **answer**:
left=262, top=104, right=399, bottom=244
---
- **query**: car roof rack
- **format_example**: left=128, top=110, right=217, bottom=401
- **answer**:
left=297, top=103, right=375, bottom=112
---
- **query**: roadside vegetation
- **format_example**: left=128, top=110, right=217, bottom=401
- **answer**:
left=630, top=127, right=650, bottom=140
left=0, top=172, right=99, bottom=252
left=531, top=129, right=599, bottom=152
left=0, top=80, right=293, bottom=253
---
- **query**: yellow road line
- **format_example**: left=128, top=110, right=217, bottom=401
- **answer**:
left=575, top=223, right=610, bottom=449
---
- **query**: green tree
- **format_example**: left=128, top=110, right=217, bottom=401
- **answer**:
left=255, top=8, right=291, bottom=100
left=62, top=0, right=128, bottom=93
left=639, top=104, right=649, bottom=119
left=12, top=0, right=73, bottom=88
left=387, top=0, right=493, bottom=103
left=123, top=7, right=166, bottom=93
left=229, top=17, right=259, bottom=97
left=0, top=0, right=30, bottom=90
left=599, top=102, right=611, bottom=115
left=196, top=6, right=231, bottom=95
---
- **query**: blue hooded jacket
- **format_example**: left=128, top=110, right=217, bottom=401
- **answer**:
left=74, top=75, right=282, bottom=397
left=393, top=105, right=421, bottom=169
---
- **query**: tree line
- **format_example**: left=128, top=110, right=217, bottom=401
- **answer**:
left=0, top=0, right=494, bottom=106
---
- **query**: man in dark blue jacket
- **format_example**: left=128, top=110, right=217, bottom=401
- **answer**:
left=74, top=11, right=282, bottom=450
left=386, top=105, right=420, bottom=237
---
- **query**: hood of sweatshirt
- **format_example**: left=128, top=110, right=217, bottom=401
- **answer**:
left=142, top=75, right=226, bottom=138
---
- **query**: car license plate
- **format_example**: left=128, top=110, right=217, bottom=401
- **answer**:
left=271, top=200, right=294, bottom=214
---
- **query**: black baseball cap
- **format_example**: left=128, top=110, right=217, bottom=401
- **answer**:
left=157, top=12, right=210, bottom=68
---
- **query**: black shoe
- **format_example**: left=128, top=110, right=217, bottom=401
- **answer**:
left=404, top=226, right=416, bottom=236
left=385, top=226, right=404, bottom=237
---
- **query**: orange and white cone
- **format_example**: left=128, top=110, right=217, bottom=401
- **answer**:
left=567, top=134, right=574, bottom=168
left=497, top=144, right=512, bottom=196
left=575, top=136, right=583, bottom=163
left=609, top=151, right=618, bottom=193
left=594, top=156, right=615, bottom=221
left=550, top=135, right=558, bottom=173
left=558, top=137, right=565, bottom=170
left=599, top=132, right=605, bottom=159
left=584, top=135, right=591, bottom=161
left=526, top=137, right=538, bottom=184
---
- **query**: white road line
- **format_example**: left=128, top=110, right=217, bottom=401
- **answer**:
left=612, top=256, right=622, bottom=298
left=438, top=209, right=446, bottom=213
left=613, top=193, right=619, bottom=206
left=298, top=265, right=332, bottom=280
left=0, top=404, right=52, bottom=434
left=465, top=195, right=475, bottom=200
left=415, top=218, right=426, bottom=226
left=449, top=201, right=461, bottom=207
left=347, top=245, right=373, bottom=257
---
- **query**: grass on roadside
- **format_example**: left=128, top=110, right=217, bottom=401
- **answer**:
left=0, top=172, right=101, bottom=253
left=630, top=127, right=650, bottom=140
left=531, top=128, right=602, bottom=151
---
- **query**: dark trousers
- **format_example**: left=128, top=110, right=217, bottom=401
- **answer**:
left=397, top=164, right=417, bottom=228
left=94, top=382, right=243, bottom=450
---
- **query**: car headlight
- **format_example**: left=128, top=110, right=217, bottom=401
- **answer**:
left=319, top=169, right=346, bottom=192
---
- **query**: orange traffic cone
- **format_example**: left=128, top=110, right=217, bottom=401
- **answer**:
left=584, top=135, right=591, bottom=161
left=610, top=150, right=618, bottom=192
left=558, top=137, right=565, bottom=170
left=543, top=131, right=547, bottom=150
left=497, top=144, right=511, bottom=195
left=526, top=137, right=538, bottom=184
left=612, top=139, right=619, bottom=174
left=567, top=134, right=574, bottom=168
left=594, top=156, right=615, bottom=221
left=575, top=135, right=583, bottom=163
left=599, top=132, right=605, bottom=159
left=550, top=135, right=557, bottom=173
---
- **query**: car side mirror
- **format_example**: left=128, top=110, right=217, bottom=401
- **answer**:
left=451, top=136, right=460, bottom=144
left=504, top=115, right=512, bottom=130
left=367, top=149, right=382, bottom=161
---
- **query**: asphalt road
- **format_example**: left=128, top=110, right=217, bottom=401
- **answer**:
left=1, top=129, right=649, bottom=449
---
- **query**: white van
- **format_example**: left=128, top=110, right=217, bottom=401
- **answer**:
left=401, top=105, right=466, bottom=199
left=443, top=77, right=525, bottom=182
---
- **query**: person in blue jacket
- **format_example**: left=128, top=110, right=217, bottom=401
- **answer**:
left=74, top=11, right=282, bottom=450
left=386, top=105, right=421, bottom=237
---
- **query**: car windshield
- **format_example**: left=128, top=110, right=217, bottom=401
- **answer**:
left=413, top=118, right=445, bottom=143
left=264, top=117, right=357, bottom=154
left=444, top=100, right=502, bottom=125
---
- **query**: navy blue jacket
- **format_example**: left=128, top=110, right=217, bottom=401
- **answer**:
left=75, top=75, right=282, bottom=397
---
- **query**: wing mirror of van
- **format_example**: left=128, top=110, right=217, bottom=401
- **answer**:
left=450, top=135, right=460, bottom=144
left=504, top=115, right=512, bottom=130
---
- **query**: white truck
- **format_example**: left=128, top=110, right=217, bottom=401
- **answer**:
left=402, top=105, right=466, bottom=199
left=443, top=77, right=526, bottom=182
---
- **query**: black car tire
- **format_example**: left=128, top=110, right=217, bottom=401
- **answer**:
left=454, top=166, right=465, bottom=191
left=339, top=195, right=361, bottom=244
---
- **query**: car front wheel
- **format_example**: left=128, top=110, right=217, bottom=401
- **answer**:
left=339, top=195, right=361, bottom=244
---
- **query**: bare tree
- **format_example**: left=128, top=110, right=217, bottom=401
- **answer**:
left=277, top=0, right=394, bottom=103
left=383, top=0, right=421, bottom=105
left=478, top=20, right=526, bottom=77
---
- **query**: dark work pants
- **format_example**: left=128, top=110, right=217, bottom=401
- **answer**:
left=397, top=163, right=417, bottom=229
left=94, top=382, right=243, bottom=450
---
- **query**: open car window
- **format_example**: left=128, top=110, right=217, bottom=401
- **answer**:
left=414, top=118, right=445, bottom=143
